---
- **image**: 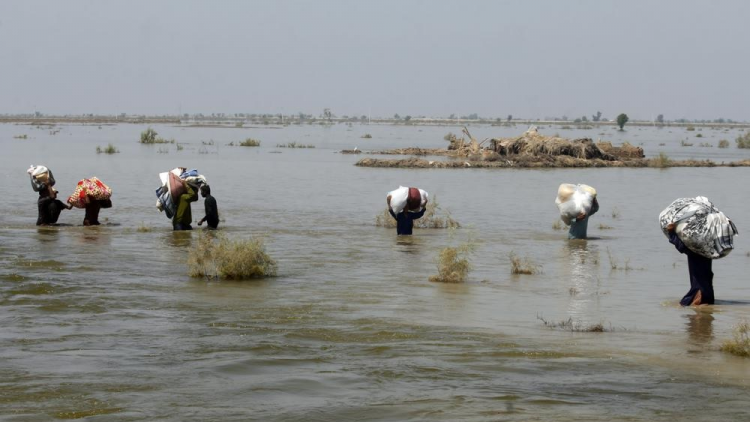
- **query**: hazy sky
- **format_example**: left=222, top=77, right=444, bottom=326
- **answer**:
left=1, top=0, right=748, bottom=120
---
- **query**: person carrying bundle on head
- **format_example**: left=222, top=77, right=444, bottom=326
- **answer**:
left=28, top=165, right=69, bottom=226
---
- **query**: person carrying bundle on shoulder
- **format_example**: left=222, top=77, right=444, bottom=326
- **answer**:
left=660, top=196, right=738, bottom=306
left=173, top=180, right=198, bottom=231
left=387, top=186, right=428, bottom=236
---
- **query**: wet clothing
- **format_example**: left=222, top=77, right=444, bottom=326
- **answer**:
left=36, top=195, right=66, bottom=226
left=389, top=208, right=426, bottom=235
left=568, top=198, right=599, bottom=240
left=669, top=231, right=714, bottom=306
left=172, top=184, right=198, bottom=231
left=84, top=201, right=102, bottom=226
left=202, top=194, right=219, bottom=229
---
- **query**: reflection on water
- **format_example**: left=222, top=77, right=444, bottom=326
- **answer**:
left=685, top=309, right=714, bottom=344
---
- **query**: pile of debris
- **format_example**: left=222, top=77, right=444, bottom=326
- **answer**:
left=489, top=127, right=616, bottom=160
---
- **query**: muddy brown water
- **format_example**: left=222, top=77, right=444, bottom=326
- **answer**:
left=1, top=123, right=749, bottom=421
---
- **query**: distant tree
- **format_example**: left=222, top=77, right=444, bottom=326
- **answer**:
left=561, top=115, right=568, bottom=121
left=507, top=114, right=512, bottom=122
left=581, top=116, right=588, bottom=122
left=449, top=113, right=456, bottom=119
left=404, top=115, right=412, bottom=122
left=592, top=111, right=602, bottom=122
left=323, top=108, right=333, bottom=122
left=394, top=113, right=401, bottom=120
left=361, top=115, right=367, bottom=121
left=617, top=113, right=629, bottom=130
left=574, top=118, right=582, bottom=123
left=656, top=114, right=664, bottom=124
left=467, top=113, right=478, bottom=120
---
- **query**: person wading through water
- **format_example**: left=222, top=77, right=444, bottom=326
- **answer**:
left=387, top=188, right=427, bottom=236
left=667, top=223, right=714, bottom=306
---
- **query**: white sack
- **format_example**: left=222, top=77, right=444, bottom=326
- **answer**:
left=555, top=183, right=596, bottom=225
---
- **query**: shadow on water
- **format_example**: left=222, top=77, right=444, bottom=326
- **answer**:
left=394, top=236, right=422, bottom=254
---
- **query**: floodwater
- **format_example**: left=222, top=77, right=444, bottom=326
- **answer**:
left=1, top=122, right=749, bottom=421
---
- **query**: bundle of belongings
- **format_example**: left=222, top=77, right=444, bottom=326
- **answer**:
left=66, top=177, right=112, bottom=208
left=155, top=167, right=208, bottom=219
left=27, top=164, right=55, bottom=192
left=659, top=196, right=738, bottom=259
left=555, top=183, right=596, bottom=225
left=387, top=186, right=429, bottom=214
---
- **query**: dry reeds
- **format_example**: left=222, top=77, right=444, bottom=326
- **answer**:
left=509, top=251, right=541, bottom=275
left=552, top=219, right=563, bottom=230
left=375, top=196, right=460, bottom=229
left=239, top=138, right=261, bottom=147
left=721, top=321, right=750, bottom=357
left=718, top=139, right=730, bottom=148
left=429, top=243, right=474, bottom=283
left=649, top=152, right=671, bottom=168
left=136, top=223, right=152, bottom=233
left=188, top=233, right=277, bottom=280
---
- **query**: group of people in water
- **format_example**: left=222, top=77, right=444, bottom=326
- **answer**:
left=31, top=170, right=220, bottom=231
left=31, top=170, right=718, bottom=308
left=388, top=192, right=714, bottom=307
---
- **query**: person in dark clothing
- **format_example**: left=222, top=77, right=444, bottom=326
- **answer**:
left=387, top=193, right=428, bottom=236
left=81, top=198, right=112, bottom=226
left=389, top=207, right=426, bottom=235
left=173, top=181, right=198, bottom=231
left=667, top=223, right=714, bottom=306
left=31, top=171, right=69, bottom=226
left=197, top=185, right=219, bottom=229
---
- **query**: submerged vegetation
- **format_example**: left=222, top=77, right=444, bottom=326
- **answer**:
left=537, top=315, right=609, bottom=332
left=429, top=242, right=474, bottom=283
left=239, top=138, right=261, bottom=147
left=139, top=127, right=174, bottom=144
left=718, top=139, right=730, bottom=148
left=188, top=233, right=277, bottom=280
left=509, top=251, right=541, bottom=275
left=375, top=196, right=460, bottom=229
left=721, top=320, right=750, bottom=357
left=96, top=143, right=120, bottom=154
left=276, top=142, right=315, bottom=148
left=736, top=131, right=750, bottom=148
left=649, top=152, right=671, bottom=168
left=13, top=134, right=28, bottom=139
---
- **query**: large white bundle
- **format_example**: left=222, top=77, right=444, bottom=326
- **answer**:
left=555, top=183, right=596, bottom=225
left=387, top=186, right=428, bottom=214
left=659, top=196, right=738, bottom=259
left=27, top=164, right=49, bottom=177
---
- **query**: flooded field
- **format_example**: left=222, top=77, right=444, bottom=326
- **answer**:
left=1, top=122, right=749, bottom=421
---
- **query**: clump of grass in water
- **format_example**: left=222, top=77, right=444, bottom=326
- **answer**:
left=552, top=219, right=563, bottom=230
left=361, top=133, right=372, bottom=139
left=649, top=152, right=671, bottom=168
left=375, top=196, right=461, bottom=229
left=509, top=251, right=541, bottom=275
left=736, top=131, right=750, bottom=148
left=276, top=142, right=315, bottom=148
left=188, top=233, right=277, bottom=280
left=598, top=223, right=613, bottom=230
left=721, top=320, right=750, bottom=357
left=718, top=139, right=730, bottom=148
left=375, top=196, right=459, bottom=229
left=139, top=127, right=174, bottom=144
left=96, top=143, right=120, bottom=154
left=429, top=242, right=474, bottom=283
left=537, top=315, right=609, bottom=332
left=136, top=222, right=152, bottom=233
left=239, top=138, right=261, bottom=147
left=13, top=134, right=28, bottom=139
left=611, top=207, right=620, bottom=219
left=176, top=143, right=184, bottom=151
